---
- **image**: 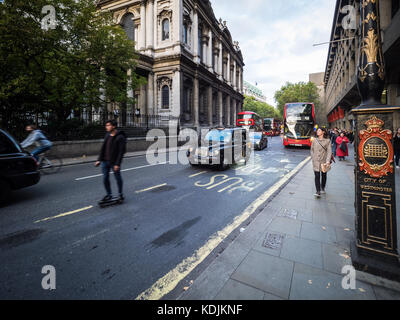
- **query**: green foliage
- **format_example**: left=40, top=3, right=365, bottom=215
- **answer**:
left=274, top=82, right=321, bottom=117
left=0, top=0, right=145, bottom=137
left=243, top=95, right=281, bottom=119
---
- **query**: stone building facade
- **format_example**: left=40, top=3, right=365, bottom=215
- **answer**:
left=309, top=72, right=326, bottom=127
left=98, top=0, right=245, bottom=130
left=243, top=81, right=267, bottom=103
left=324, top=0, right=400, bottom=131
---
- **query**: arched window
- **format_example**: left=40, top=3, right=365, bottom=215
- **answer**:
left=162, top=85, right=170, bottom=109
left=121, top=13, right=135, bottom=41
left=162, top=19, right=170, bottom=41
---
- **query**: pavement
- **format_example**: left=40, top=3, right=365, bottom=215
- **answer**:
left=178, top=144, right=400, bottom=300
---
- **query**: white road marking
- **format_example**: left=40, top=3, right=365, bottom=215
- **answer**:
left=34, top=206, right=94, bottom=223
left=75, top=161, right=169, bottom=181
left=135, top=156, right=311, bottom=300
left=135, top=183, right=167, bottom=194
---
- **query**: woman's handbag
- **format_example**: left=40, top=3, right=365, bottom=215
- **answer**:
left=321, top=162, right=331, bottom=173
left=339, top=141, right=347, bottom=152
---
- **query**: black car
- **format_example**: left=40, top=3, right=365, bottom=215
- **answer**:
left=187, top=127, right=252, bottom=170
left=0, top=129, right=40, bottom=203
left=249, top=131, right=268, bottom=150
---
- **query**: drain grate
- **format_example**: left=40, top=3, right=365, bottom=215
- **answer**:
left=278, top=208, right=298, bottom=220
left=262, top=233, right=284, bottom=250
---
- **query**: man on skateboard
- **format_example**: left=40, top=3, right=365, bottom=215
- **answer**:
left=95, top=119, right=127, bottom=205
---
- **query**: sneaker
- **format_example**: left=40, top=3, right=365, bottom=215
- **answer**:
left=397, top=166, right=400, bottom=169
left=101, top=195, right=112, bottom=202
left=314, top=192, right=321, bottom=198
left=320, top=189, right=326, bottom=194
left=117, top=194, right=125, bottom=201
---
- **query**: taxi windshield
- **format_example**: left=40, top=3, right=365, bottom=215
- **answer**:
left=205, top=130, right=232, bottom=142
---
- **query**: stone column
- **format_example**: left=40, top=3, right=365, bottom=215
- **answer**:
left=226, top=96, right=231, bottom=126
left=233, top=60, right=237, bottom=90
left=202, top=33, right=207, bottom=65
left=140, top=1, right=146, bottom=51
left=208, top=29, right=213, bottom=72
left=147, top=72, right=154, bottom=115
left=194, top=76, right=199, bottom=128
left=232, top=99, right=237, bottom=126
left=208, top=86, right=213, bottom=126
left=218, top=90, right=223, bottom=126
left=226, top=53, right=231, bottom=85
left=218, top=41, right=223, bottom=81
left=193, top=8, right=199, bottom=64
left=146, top=0, right=154, bottom=52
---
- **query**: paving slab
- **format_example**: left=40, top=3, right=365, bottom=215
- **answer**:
left=280, top=236, right=323, bottom=269
left=231, top=250, right=294, bottom=299
left=300, top=222, right=337, bottom=244
left=290, top=263, right=376, bottom=300
left=267, top=217, right=302, bottom=237
left=322, top=243, right=352, bottom=275
left=214, top=279, right=265, bottom=300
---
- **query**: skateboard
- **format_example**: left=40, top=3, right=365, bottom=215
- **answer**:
left=98, top=197, right=124, bottom=208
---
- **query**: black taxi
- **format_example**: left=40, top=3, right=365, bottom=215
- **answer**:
left=0, top=129, right=40, bottom=203
left=186, top=127, right=252, bottom=170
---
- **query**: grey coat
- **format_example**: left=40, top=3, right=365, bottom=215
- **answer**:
left=310, top=138, right=332, bottom=172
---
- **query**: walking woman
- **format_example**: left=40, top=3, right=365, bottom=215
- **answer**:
left=394, top=128, right=400, bottom=169
left=336, top=132, right=349, bottom=161
left=311, top=128, right=332, bottom=198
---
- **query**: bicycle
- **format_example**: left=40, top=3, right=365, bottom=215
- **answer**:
left=37, top=152, right=63, bottom=174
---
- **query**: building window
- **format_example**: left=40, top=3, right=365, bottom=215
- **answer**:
left=121, top=13, right=135, bottom=41
left=162, top=85, right=170, bottom=109
left=162, top=19, right=170, bottom=41
left=198, top=26, right=203, bottom=61
left=183, top=23, right=188, bottom=44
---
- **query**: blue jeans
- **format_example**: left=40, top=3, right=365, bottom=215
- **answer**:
left=32, top=145, right=51, bottom=161
left=101, top=161, right=123, bottom=196
left=332, top=143, right=337, bottom=157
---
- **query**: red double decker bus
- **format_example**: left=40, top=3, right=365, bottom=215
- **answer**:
left=237, top=111, right=263, bottom=132
left=283, top=102, right=315, bottom=148
left=264, top=118, right=282, bottom=136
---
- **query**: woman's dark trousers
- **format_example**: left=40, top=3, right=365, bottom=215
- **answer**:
left=314, top=171, right=327, bottom=192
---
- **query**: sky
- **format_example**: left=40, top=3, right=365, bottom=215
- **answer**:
left=211, top=0, right=336, bottom=107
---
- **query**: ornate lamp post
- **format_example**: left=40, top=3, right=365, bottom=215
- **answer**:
left=350, top=0, right=400, bottom=280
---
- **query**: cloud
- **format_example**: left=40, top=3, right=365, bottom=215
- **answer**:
left=211, top=0, right=336, bottom=106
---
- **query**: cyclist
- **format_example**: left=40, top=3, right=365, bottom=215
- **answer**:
left=21, top=124, right=53, bottom=163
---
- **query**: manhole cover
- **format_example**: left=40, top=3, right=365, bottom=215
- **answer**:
left=278, top=208, right=298, bottom=220
left=262, top=233, right=284, bottom=250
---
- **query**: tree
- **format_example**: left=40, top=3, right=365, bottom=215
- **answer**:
left=243, top=95, right=281, bottom=119
left=274, top=82, right=321, bottom=118
left=0, top=0, right=144, bottom=139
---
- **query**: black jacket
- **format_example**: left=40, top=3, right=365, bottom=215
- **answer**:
left=394, top=134, right=400, bottom=153
left=98, top=130, right=127, bottom=166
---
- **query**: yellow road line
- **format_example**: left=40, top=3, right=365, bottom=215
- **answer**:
left=135, top=183, right=167, bottom=194
left=135, top=156, right=311, bottom=300
left=34, top=206, right=94, bottom=224
left=189, top=171, right=207, bottom=178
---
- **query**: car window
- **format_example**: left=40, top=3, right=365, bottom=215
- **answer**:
left=0, top=132, right=19, bottom=154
